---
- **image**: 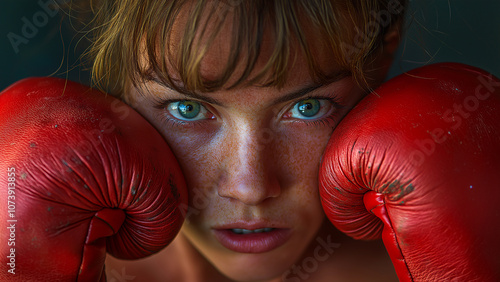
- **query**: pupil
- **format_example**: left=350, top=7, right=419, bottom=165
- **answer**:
left=178, top=101, right=200, bottom=119
left=298, top=99, right=320, bottom=117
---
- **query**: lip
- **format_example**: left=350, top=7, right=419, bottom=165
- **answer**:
left=213, top=221, right=292, bottom=253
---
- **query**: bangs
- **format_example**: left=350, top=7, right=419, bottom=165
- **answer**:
left=88, top=0, right=406, bottom=96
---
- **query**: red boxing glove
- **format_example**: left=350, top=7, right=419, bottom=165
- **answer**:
left=0, top=78, right=187, bottom=281
left=319, top=63, right=500, bottom=281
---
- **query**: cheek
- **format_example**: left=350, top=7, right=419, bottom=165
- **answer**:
left=161, top=132, right=221, bottom=212
left=278, top=123, right=334, bottom=180
left=157, top=128, right=224, bottom=220
left=129, top=95, right=220, bottom=200
left=277, top=127, right=332, bottom=208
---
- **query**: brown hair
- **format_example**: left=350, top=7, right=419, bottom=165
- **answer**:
left=73, top=0, right=407, bottom=96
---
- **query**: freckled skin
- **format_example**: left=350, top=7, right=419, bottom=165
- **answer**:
left=104, top=4, right=400, bottom=282
left=124, top=66, right=368, bottom=281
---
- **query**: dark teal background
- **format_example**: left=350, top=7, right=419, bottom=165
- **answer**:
left=1, top=0, right=499, bottom=90
left=0, top=0, right=91, bottom=90
left=387, top=0, right=500, bottom=80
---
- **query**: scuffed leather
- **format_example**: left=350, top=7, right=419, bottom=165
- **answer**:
left=320, top=63, right=500, bottom=281
left=0, top=78, right=187, bottom=281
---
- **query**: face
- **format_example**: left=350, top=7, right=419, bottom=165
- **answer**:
left=126, top=7, right=390, bottom=281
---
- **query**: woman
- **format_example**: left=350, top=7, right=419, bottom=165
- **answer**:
left=81, top=1, right=407, bottom=280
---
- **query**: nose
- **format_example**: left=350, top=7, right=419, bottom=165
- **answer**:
left=217, top=124, right=281, bottom=206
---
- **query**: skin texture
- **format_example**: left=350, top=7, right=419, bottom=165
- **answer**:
left=128, top=57, right=366, bottom=282
left=105, top=4, right=401, bottom=281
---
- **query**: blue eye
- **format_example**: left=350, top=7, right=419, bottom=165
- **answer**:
left=167, top=100, right=211, bottom=121
left=178, top=101, right=200, bottom=119
left=288, top=98, right=332, bottom=120
left=297, top=99, right=321, bottom=117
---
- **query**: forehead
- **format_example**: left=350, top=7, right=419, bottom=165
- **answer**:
left=154, top=1, right=346, bottom=90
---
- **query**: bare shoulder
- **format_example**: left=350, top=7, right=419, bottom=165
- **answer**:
left=105, top=233, right=231, bottom=282
left=283, top=223, right=398, bottom=282
left=105, top=239, right=184, bottom=281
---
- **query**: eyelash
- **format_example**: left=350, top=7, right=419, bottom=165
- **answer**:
left=285, top=96, right=344, bottom=127
left=151, top=97, right=209, bottom=128
left=151, top=95, right=345, bottom=128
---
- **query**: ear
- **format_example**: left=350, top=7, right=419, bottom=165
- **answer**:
left=365, top=19, right=405, bottom=88
left=382, top=18, right=404, bottom=56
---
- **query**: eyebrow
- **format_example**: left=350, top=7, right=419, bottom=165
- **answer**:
left=271, top=71, right=351, bottom=104
left=149, top=70, right=350, bottom=106
left=149, top=77, right=223, bottom=106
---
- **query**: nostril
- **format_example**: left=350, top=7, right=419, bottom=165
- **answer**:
left=217, top=177, right=281, bottom=206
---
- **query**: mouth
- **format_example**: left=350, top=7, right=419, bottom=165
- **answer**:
left=230, top=228, right=274, bottom=234
left=213, top=224, right=292, bottom=253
